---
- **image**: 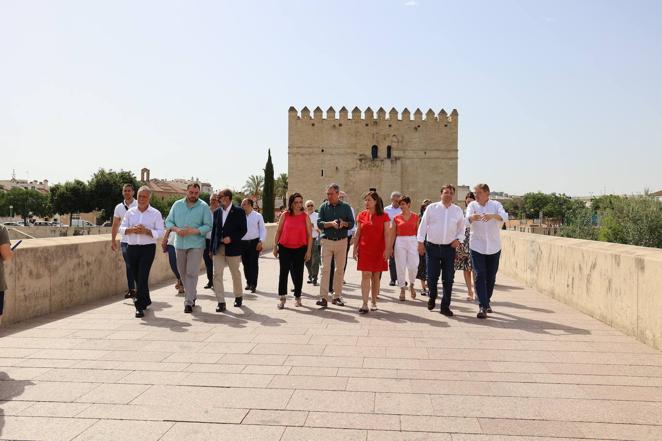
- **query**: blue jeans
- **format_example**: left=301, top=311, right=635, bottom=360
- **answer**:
left=471, top=250, right=501, bottom=309
left=425, top=243, right=456, bottom=309
left=120, top=242, right=136, bottom=291
left=167, top=245, right=181, bottom=280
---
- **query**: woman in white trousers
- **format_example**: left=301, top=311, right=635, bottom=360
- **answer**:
left=391, top=196, right=420, bottom=301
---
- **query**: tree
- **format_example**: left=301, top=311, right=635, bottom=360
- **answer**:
left=243, top=174, right=264, bottom=209
left=275, top=172, right=288, bottom=208
left=263, top=149, right=275, bottom=222
left=50, top=180, right=92, bottom=225
left=149, top=196, right=180, bottom=217
left=87, top=169, right=140, bottom=222
left=5, top=188, right=51, bottom=223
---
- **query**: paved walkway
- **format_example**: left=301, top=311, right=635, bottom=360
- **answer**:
left=1, top=254, right=661, bottom=441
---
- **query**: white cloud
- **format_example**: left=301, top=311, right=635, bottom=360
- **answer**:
left=404, top=0, right=419, bottom=6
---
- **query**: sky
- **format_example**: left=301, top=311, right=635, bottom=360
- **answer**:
left=1, top=0, right=661, bottom=196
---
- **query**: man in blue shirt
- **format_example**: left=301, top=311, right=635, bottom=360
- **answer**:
left=165, top=183, right=213, bottom=313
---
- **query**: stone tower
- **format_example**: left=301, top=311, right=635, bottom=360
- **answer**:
left=287, top=106, right=459, bottom=207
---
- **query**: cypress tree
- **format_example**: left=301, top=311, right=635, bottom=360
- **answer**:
left=263, top=149, right=275, bottom=222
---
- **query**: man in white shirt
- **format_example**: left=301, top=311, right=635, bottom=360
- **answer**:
left=111, top=183, right=138, bottom=299
left=305, top=200, right=321, bottom=286
left=240, top=198, right=266, bottom=293
left=417, top=184, right=465, bottom=316
left=119, top=186, right=165, bottom=318
left=384, top=191, right=403, bottom=286
left=466, top=183, right=508, bottom=319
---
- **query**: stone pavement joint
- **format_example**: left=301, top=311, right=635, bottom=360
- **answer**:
left=1, top=255, right=661, bottom=440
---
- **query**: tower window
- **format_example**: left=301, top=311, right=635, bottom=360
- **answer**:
left=386, top=145, right=392, bottom=159
left=321, top=169, right=324, bottom=177
left=371, top=145, right=378, bottom=159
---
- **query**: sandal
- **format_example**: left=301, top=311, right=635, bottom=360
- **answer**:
left=295, top=298, right=302, bottom=307
left=399, top=288, right=406, bottom=301
left=410, top=286, right=417, bottom=299
left=277, top=296, right=286, bottom=309
left=359, top=306, right=369, bottom=314
left=370, top=302, right=378, bottom=311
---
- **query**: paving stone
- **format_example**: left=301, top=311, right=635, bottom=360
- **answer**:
left=287, top=390, right=375, bottom=413
left=72, top=419, right=174, bottom=441
left=159, top=422, right=285, bottom=440
left=0, top=416, right=96, bottom=440
left=281, top=427, right=367, bottom=441
left=243, top=409, right=308, bottom=426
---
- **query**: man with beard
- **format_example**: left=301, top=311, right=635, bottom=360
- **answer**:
left=165, top=183, right=213, bottom=313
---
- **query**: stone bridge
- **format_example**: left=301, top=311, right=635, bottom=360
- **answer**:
left=0, top=232, right=660, bottom=440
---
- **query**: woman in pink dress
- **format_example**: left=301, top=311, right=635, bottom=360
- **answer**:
left=352, top=191, right=393, bottom=314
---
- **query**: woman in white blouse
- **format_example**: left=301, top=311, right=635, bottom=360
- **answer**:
left=120, top=186, right=165, bottom=318
left=466, top=183, right=508, bottom=319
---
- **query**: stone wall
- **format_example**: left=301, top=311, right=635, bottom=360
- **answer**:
left=1, top=225, right=277, bottom=327
left=500, top=231, right=662, bottom=350
left=288, top=106, right=458, bottom=207
left=7, top=226, right=113, bottom=240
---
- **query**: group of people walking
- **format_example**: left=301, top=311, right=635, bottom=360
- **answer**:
left=111, top=181, right=507, bottom=320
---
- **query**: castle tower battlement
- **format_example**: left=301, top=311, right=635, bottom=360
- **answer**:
left=288, top=105, right=459, bottom=206
left=288, top=106, right=458, bottom=124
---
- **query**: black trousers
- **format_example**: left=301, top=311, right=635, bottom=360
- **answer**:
left=426, top=243, right=456, bottom=309
left=203, top=238, right=214, bottom=284
left=328, top=235, right=352, bottom=291
left=127, top=244, right=156, bottom=311
left=241, top=238, right=260, bottom=288
left=278, top=245, right=306, bottom=297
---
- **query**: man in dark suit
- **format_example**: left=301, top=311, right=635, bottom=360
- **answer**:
left=210, top=188, right=248, bottom=312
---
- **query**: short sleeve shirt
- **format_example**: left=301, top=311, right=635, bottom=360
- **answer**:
left=0, top=226, right=10, bottom=291
left=394, top=213, right=419, bottom=237
left=113, top=199, right=138, bottom=243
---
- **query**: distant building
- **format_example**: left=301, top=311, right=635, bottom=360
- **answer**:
left=0, top=177, right=50, bottom=194
left=652, top=190, right=662, bottom=202
left=140, top=168, right=213, bottom=200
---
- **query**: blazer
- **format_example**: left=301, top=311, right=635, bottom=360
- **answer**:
left=211, top=204, right=248, bottom=257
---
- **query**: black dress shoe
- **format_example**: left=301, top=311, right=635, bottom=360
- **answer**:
left=135, top=310, right=144, bottom=318
left=204, top=282, right=213, bottom=289
left=312, top=278, right=318, bottom=286
left=316, top=298, right=328, bottom=308
left=250, top=286, right=256, bottom=293
left=124, top=290, right=136, bottom=299
left=486, top=306, right=493, bottom=313
left=440, top=307, right=454, bottom=317
left=216, top=302, right=226, bottom=312
left=477, top=307, right=487, bottom=319
left=332, top=298, right=345, bottom=306
left=184, top=305, right=193, bottom=313
left=245, top=285, right=251, bottom=290
left=427, top=297, right=436, bottom=311
left=234, top=297, right=243, bottom=307
left=389, top=280, right=397, bottom=286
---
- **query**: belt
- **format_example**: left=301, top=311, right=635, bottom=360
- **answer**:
left=242, top=238, right=260, bottom=242
left=322, top=236, right=347, bottom=241
left=425, top=241, right=452, bottom=247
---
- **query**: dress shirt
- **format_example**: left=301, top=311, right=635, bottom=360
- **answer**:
left=119, top=205, right=165, bottom=245
left=416, top=201, right=465, bottom=244
left=242, top=210, right=267, bottom=241
left=308, top=212, right=320, bottom=239
left=384, top=205, right=402, bottom=221
left=165, top=198, right=213, bottom=249
left=221, top=204, right=231, bottom=226
left=316, top=201, right=355, bottom=240
left=466, top=199, right=509, bottom=255
left=113, top=199, right=138, bottom=243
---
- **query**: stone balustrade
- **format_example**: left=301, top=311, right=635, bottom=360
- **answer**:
left=500, top=231, right=662, bottom=350
left=1, top=224, right=277, bottom=326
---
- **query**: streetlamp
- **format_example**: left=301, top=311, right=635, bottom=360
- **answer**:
left=9, top=205, right=13, bottom=218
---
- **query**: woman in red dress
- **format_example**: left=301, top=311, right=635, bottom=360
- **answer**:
left=352, top=191, right=393, bottom=314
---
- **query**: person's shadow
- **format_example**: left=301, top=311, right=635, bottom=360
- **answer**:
left=0, top=372, right=35, bottom=437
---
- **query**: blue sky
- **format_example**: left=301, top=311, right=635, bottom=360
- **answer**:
left=2, top=0, right=660, bottom=196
